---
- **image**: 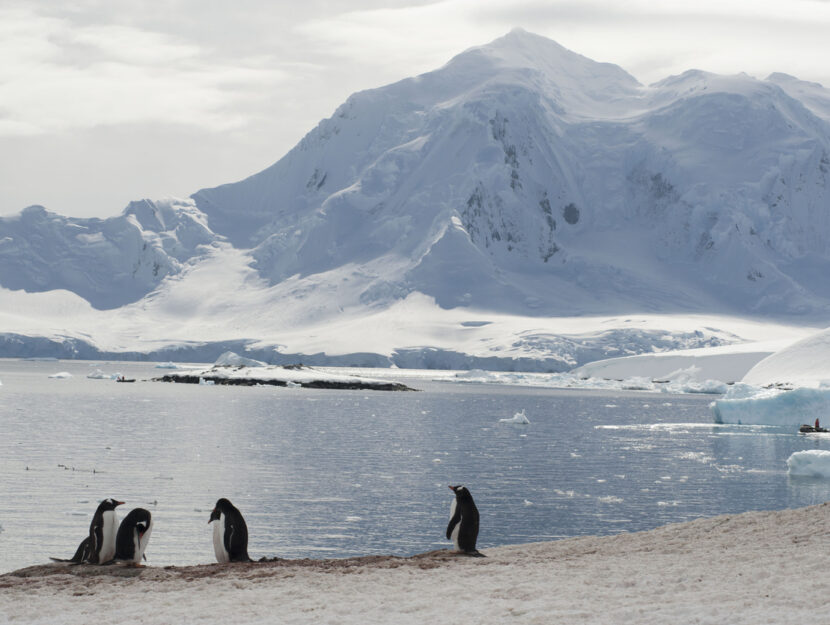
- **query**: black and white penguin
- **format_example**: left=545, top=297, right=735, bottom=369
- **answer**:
left=446, top=485, right=483, bottom=556
left=87, top=498, right=124, bottom=563
left=113, top=508, right=153, bottom=565
left=50, top=536, right=91, bottom=563
left=208, top=498, right=252, bottom=562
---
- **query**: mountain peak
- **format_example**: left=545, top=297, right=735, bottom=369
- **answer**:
left=449, top=29, right=641, bottom=91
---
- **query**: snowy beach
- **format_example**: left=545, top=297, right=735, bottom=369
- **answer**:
left=3, top=503, right=830, bottom=624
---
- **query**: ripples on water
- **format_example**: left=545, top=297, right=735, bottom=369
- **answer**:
left=1, top=359, right=829, bottom=573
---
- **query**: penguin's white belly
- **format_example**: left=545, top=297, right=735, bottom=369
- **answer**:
left=213, top=514, right=230, bottom=563
left=100, top=510, right=118, bottom=562
left=134, top=520, right=153, bottom=563
left=449, top=499, right=461, bottom=550
left=451, top=521, right=461, bottom=550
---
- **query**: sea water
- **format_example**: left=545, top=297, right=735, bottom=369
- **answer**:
left=1, top=359, right=829, bottom=573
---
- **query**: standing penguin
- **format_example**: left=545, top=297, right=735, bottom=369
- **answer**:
left=208, top=498, right=252, bottom=562
left=113, top=508, right=153, bottom=565
left=86, top=498, right=124, bottom=563
left=446, top=485, right=484, bottom=556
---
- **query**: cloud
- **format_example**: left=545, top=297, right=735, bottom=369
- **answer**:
left=0, top=5, right=286, bottom=136
left=296, top=0, right=830, bottom=86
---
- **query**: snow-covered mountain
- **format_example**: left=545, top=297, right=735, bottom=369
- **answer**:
left=1, top=29, right=829, bottom=367
left=0, top=199, right=216, bottom=309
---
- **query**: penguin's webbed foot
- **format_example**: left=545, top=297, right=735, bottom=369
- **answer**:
left=462, top=550, right=486, bottom=558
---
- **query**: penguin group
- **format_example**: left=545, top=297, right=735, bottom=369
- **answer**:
left=52, top=486, right=483, bottom=566
left=51, top=499, right=153, bottom=566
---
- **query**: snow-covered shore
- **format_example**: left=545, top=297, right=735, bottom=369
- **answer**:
left=155, top=362, right=415, bottom=391
left=3, top=504, right=830, bottom=624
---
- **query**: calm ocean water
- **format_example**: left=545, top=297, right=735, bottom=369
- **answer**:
left=1, top=359, right=829, bottom=573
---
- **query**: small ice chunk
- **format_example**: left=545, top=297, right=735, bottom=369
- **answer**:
left=500, top=409, right=530, bottom=424
left=787, top=450, right=830, bottom=478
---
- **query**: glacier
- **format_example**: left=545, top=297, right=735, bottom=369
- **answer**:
left=1, top=29, right=830, bottom=369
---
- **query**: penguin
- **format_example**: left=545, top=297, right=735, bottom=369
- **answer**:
left=446, top=485, right=484, bottom=556
left=50, top=536, right=91, bottom=563
left=208, top=498, right=252, bottom=562
left=52, top=498, right=123, bottom=564
left=113, top=508, right=153, bottom=565
left=85, top=498, right=124, bottom=563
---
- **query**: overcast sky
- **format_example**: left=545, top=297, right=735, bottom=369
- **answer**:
left=2, top=0, right=830, bottom=218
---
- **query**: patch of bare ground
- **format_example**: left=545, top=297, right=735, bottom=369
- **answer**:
left=0, top=549, right=482, bottom=590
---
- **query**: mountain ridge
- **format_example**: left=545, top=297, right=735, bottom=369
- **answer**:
left=1, top=30, right=829, bottom=366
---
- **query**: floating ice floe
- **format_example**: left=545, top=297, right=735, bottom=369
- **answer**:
left=452, top=368, right=727, bottom=395
left=712, top=383, right=830, bottom=426
left=787, top=450, right=830, bottom=478
left=86, top=369, right=110, bottom=379
left=154, top=362, right=181, bottom=369
left=500, top=409, right=530, bottom=424
left=48, top=372, right=72, bottom=379
left=198, top=378, right=216, bottom=386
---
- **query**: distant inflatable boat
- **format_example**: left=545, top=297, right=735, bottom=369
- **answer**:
left=116, top=377, right=136, bottom=383
left=799, top=424, right=829, bottom=433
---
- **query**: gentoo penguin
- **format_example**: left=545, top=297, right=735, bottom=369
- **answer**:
left=113, top=508, right=153, bottom=565
left=50, top=536, right=91, bottom=563
left=208, top=498, right=252, bottom=562
left=87, top=498, right=124, bottom=563
left=446, top=485, right=484, bottom=556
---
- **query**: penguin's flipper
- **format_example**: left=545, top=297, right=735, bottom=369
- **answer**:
left=87, top=525, right=104, bottom=563
left=446, top=511, right=461, bottom=541
left=224, top=523, right=235, bottom=557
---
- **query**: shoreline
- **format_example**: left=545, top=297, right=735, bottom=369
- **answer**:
left=4, top=503, right=830, bottom=624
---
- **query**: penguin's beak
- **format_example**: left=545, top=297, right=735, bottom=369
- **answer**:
left=115, top=500, right=125, bottom=507
left=448, top=485, right=457, bottom=493
left=208, top=508, right=218, bottom=524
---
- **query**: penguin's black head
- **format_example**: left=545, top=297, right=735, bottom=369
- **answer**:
left=127, top=508, right=152, bottom=534
left=208, top=498, right=233, bottom=523
left=99, top=498, right=125, bottom=511
left=136, top=516, right=150, bottom=536
left=449, top=485, right=472, bottom=499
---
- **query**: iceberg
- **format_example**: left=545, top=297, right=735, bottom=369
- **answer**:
left=712, top=384, right=830, bottom=425
left=787, top=450, right=830, bottom=478
left=214, top=351, right=266, bottom=367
